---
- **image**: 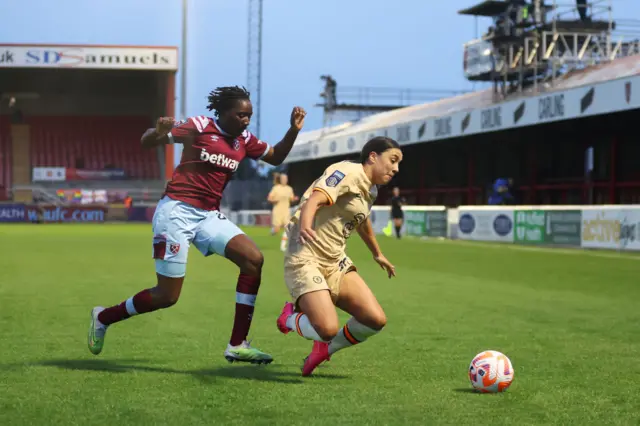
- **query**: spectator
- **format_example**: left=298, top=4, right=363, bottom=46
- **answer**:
left=488, top=177, right=515, bottom=205
left=576, top=0, right=591, bottom=22
left=9, top=97, right=24, bottom=124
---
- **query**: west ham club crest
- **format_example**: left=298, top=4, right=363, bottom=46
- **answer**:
left=169, top=243, right=180, bottom=255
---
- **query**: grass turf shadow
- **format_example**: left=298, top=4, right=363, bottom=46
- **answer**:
left=35, top=358, right=348, bottom=384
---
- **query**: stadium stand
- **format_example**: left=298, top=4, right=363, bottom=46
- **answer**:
left=0, top=115, right=11, bottom=200
left=28, top=116, right=159, bottom=179
left=290, top=55, right=640, bottom=149
left=285, top=53, right=640, bottom=207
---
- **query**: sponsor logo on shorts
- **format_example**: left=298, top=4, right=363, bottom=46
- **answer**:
left=326, top=170, right=345, bottom=187
left=313, top=276, right=322, bottom=284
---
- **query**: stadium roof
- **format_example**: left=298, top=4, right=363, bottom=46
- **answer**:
left=285, top=55, right=640, bottom=164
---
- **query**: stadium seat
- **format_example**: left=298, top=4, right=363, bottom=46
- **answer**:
left=29, top=116, right=159, bottom=179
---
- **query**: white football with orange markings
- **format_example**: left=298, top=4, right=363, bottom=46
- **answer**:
left=468, top=350, right=514, bottom=393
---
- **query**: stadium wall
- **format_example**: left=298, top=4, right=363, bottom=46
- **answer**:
left=223, top=204, right=639, bottom=252
left=2, top=202, right=638, bottom=252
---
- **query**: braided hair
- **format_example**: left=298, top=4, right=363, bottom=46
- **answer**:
left=206, top=86, right=251, bottom=117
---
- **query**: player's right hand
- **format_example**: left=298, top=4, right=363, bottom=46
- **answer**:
left=298, top=226, right=317, bottom=245
left=156, top=117, right=175, bottom=135
left=374, top=254, right=396, bottom=279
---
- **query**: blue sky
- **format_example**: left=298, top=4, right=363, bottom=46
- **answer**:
left=3, top=0, right=639, bottom=146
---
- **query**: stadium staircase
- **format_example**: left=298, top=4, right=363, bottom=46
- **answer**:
left=0, top=116, right=11, bottom=200
left=9, top=122, right=31, bottom=203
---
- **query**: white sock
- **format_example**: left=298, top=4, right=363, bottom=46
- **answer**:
left=95, top=308, right=108, bottom=329
left=280, top=232, right=288, bottom=252
left=285, top=313, right=326, bottom=341
left=125, top=297, right=139, bottom=316
left=328, top=317, right=381, bottom=355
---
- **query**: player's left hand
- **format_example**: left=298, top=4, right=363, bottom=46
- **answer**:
left=156, top=117, right=175, bottom=135
left=290, top=107, right=306, bottom=131
left=374, top=254, right=396, bottom=278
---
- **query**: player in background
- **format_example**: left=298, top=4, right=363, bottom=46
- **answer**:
left=390, top=187, right=405, bottom=239
left=88, top=86, right=306, bottom=364
left=269, top=172, right=281, bottom=236
left=276, top=137, right=401, bottom=376
left=269, top=172, right=283, bottom=235
left=267, top=173, right=298, bottom=251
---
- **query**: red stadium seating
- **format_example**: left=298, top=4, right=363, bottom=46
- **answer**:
left=0, top=116, right=11, bottom=200
left=28, top=116, right=160, bottom=179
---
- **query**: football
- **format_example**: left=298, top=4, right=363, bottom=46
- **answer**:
left=468, top=350, right=514, bottom=393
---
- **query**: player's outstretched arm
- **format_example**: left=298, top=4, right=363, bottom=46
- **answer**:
left=261, top=107, right=306, bottom=165
left=297, top=190, right=329, bottom=244
left=141, top=117, right=197, bottom=149
left=141, top=117, right=175, bottom=149
left=357, top=218, right=396, bottom=278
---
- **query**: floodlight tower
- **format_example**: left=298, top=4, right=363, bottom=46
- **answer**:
left=247, top=0, right=263, bottom=137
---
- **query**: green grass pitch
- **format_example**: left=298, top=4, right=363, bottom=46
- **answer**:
left=1, top=224, right=640, bottom=425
